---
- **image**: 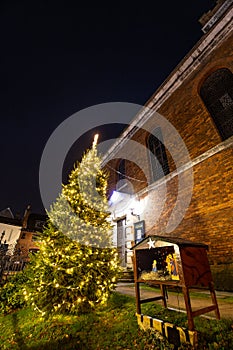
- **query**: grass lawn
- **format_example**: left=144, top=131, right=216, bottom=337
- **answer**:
left=0, top=292, right=232, bottom=349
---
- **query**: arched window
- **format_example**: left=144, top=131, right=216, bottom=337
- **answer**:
left=147, top=127, right=169, bottom=182
left=200, top=68, right=233, bottom=140
left=118, top=159, right=125, bottom=181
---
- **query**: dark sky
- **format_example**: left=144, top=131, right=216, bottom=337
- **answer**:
left=0, top=1, right=215, bottom=216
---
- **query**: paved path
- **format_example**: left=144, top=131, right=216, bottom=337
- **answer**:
left=116, top=283, right=233, bottom=319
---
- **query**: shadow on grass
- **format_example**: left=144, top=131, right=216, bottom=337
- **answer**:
left=12, top=313, right=27, bottom=350
left=29, top=337, right=87, bottom=350
left=10, top=311, right=87, bottom=350
left=108, top=292, right=132, bottom=309
left=11, top=320, right=87, bottom=349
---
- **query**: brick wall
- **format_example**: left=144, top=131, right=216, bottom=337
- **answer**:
left=104, top=33, right=233, bottom=289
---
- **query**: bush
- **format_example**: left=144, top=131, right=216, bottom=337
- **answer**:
left=0, top=271, right=28, bottom=314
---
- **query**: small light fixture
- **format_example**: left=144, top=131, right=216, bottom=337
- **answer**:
left=130, top=209, right=140, bottom=220
left=130, top=199, right=141, bottom=221
left=109, top=191, right=121, bottom=204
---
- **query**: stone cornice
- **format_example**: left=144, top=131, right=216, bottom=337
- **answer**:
left=137, top=136, right=233, bottom=197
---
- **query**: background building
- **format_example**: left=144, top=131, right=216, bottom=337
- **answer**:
left=14, top=206, right=47, bottom=260
left=0, top=207, right=22, bottom=255
left=0, top=206, right=47, bottom=280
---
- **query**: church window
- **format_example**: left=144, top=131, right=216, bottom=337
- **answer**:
left=147, top=127, right=169, bottom=182
left=118, top=159, right=126, bottom=181
left=200, top=68, right=233, bottom=140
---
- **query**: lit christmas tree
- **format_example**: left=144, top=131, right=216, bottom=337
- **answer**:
left=24, top=135, right=120, bottom=315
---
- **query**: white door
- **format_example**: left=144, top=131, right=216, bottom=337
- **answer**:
left=117, top=219, right=126, bottom=267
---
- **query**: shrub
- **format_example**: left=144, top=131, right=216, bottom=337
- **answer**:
left=0, top=271, right=28, bottom=314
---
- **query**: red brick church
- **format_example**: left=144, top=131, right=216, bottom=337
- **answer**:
left=102, top=1, right=233, bottom=290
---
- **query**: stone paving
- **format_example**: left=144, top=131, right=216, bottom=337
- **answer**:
left=116, top=283, right=233, bottom=319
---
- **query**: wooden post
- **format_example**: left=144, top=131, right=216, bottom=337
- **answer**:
left=132, top=252, right=141, bottom=314
left=182, top=286, right=195, bottom=331
left=160, top=284, right=167, bottom=308
left=135, top=281, right=141, bottom=314
left=209, top=281, right=220, bottom=319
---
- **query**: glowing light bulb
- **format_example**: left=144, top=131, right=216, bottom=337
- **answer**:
left=93, top=134, right=99, bottom=147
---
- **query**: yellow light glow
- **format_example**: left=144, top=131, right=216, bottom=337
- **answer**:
left=93, top=134, right=99, bottom=147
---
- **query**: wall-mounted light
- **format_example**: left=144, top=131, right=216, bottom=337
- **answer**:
left=109, top=191, right=121, bottom=204
left=130, top=209, right=140, bottom=221
left=130, top=199, right=141, bottom=221
left=109, top=189, right=131, bottom=206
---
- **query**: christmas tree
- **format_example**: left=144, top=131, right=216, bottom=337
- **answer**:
left=24, top=135, right=120, bottom=315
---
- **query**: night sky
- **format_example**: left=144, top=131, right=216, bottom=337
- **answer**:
left=0, top=1, right=215, bottom=216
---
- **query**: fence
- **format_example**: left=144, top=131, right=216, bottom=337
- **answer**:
left=0, top=245, right=26, bottom=283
